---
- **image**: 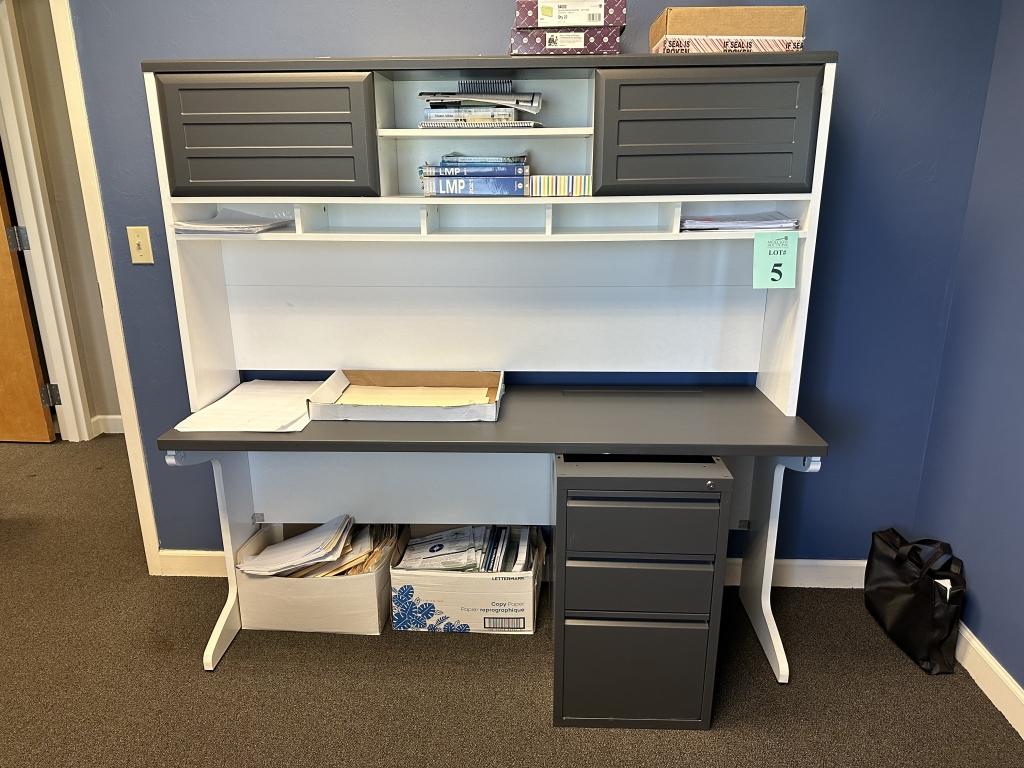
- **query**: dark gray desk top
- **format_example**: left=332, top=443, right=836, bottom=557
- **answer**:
left=157, top=386, right=827, bottom=457
left=142, top=52, right=837, bottom=74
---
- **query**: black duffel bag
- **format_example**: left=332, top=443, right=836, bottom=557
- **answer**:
left=864, top=528, right=966, bottom=674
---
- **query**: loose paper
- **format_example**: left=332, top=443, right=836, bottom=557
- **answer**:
left=174, top=380, right=321, bottom=433
left=753, top=232, right=797, bottom=289
left=337, top=385, right=490, bottom=408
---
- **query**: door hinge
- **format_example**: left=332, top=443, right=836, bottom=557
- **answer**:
left=6, top=225, right=30, bottom=252
left=40, top=382, right=61, bottom=408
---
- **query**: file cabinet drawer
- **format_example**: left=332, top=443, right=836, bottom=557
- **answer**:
left=565, top=497, right=720, bottom=556
left=561, top=619, right=708, bottom=723
left=593, top=65, right=823, bottom=195
left=564, top=560, right=714, bottom=616
left=156, top=72, right=379, bottom=196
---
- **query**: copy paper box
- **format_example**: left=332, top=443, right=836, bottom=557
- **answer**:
left=510, top=26, right=622, bottom=55
left=515, top=0, right=627, bottom=29
left=235, top=526, right=408, bottom=635
left=308, top=370, right=505, bottom=422
left=390, top=536, right=545, bottom=634
left=650, top=6, right=806, bottom=54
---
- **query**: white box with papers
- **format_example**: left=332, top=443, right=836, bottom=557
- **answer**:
left=307, top=370, right=505, bottom=423
left=236, top=526, right=408, bottom=635
left=390, top=536, right=545, bottom=634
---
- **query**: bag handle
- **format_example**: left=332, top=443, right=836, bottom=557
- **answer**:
left=897, top=538, right=952, bottom=574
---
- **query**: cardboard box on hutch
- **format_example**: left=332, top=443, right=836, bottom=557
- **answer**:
left=650, top=6, right=806, bottom=54
left=514, top=0, right=627, bottom=29
left=510, top=27, right=622, bottom=55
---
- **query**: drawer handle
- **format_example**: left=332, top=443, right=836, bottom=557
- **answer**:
left=566, top=560, right=713, bottom=574
left=565, top=618, right=709, bottom=630
left=567, top=499, right=719, bottom=514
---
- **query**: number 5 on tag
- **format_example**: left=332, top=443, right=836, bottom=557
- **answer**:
left=753, top=232, right=797, bottom=289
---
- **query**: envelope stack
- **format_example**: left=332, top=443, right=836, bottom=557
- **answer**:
left=510, top=0, right=626, bottom=55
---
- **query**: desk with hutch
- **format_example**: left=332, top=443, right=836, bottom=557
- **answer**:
left=147, top=52, right=837, bottom=729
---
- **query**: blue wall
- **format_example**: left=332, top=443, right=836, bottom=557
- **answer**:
left=914, top=1, right=1024, bottom=685
left=70, top=1, right=999, bottom=552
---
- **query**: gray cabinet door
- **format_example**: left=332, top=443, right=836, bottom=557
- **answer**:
left=564, top=559, right=714, bottom=616
left=565, top=495, right=720, bottom=556
left=561, top=619, right=708, bottom=723
left=156, top=72, right=379, bottom=196
left=593, top=65, right=823, bottom=195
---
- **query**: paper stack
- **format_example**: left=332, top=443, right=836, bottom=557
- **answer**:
left=173, top=380, right=321, bottom=433
left=237, top=515, right=354, bottom=576
left=394, top=525, right=536, bottom=573
left=174, top=208, right=294, bottom=235
left=681, top=210, right=799, bottom=231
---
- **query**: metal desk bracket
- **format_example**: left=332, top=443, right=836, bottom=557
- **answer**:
left=780, top=455, right=822, bottom=473
left=165, top=450, right=215, bottom=468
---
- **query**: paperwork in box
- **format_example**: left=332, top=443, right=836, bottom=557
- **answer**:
left=308, top=370, right=504, bottom=422
left=338, top=385, right=491, bottom=408
left=174, top=380, right=322, bottom=433
left=237, top=515, right=353, bottom=575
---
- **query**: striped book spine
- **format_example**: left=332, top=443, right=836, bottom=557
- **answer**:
left=529, top=175, right=593, bottom=197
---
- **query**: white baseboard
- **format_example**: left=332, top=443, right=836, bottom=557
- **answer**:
left=157, top=549, right=226, bottom=577
left=725, top=558, right=866, bottom=588
left=956, top=623, right=1024, bottom=738
left=90, top=414, right=123, bottom=434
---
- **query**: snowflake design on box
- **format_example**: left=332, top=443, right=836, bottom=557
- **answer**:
left=391, top=585, right=470, bottom=632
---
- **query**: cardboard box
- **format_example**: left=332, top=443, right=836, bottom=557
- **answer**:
left=510, top=26, right=622, bottom=55
left=650, top=6, right=806, bottom=54
left=308, top=370, right=504, bottom=422
left=515, top=0, right=626, bottom=29
left=235, top=526, right=408, bottom=635
left=390, top=535, right=545, bottom=634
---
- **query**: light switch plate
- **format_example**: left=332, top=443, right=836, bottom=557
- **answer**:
left=126, top=226, right=154, bottom=264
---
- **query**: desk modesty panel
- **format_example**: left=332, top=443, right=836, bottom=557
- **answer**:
left=157, top=385, right=828, bottom=456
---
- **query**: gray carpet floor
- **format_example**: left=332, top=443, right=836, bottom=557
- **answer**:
left=0, top=436, right=1020, bottom=768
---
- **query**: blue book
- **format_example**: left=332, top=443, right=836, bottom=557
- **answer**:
left=420, top=164, right=528, bottom=178
left=422, top=176, right=528, bottom=197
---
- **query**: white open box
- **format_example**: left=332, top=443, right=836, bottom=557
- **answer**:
left=235, top=526, right=409, bottom=635
left=390, top=536, right=545, bottom=634
left=307, top=370, right=505, bottom=422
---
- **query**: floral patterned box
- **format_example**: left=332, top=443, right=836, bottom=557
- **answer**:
left=235, top=526, right=408, bottom=635
left=514, top=0, right=627, bottom=29
left=390, top=536, right=545, bottom=633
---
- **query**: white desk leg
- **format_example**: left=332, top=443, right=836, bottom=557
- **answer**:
left=739, top=455, right=822, bottom=683
left=739, top=458, right=789, bottom=683
left=168, top=451, right=257, bottom=671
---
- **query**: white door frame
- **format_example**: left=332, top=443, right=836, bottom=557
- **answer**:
left=0, top=0, right=92, bottom=441
left=44, top=0, right=162, bottom=573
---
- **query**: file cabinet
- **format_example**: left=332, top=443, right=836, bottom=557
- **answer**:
left=553, top=456, right=733, bottom=729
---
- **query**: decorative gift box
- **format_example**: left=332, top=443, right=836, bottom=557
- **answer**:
left=514, top=0, right=626, bottom=29
left=510, top=26, right=622, bottom=55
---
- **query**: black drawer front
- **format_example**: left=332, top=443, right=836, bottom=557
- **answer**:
left=593, top=65, right=823, bottom=195
left=565, top=497, right=719, bottom=556
left=157, top=72, right=379, bottom=196
left=562, top=619, right=708, bottom=722
left=564, top=559, right=713, bottom=616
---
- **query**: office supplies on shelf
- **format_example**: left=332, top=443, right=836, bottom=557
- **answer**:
left=650, top=6, right=807, bottom=54
left=173, top=208, right=294, bottom=235
left=173, top=380, right=321, bottom=433
left=530, top=174, right=592, bottom=196
left=681, top=211, right=799, bottom=231
left=419, top=120, right=543, bottom=129
left=418, top=80, right=542, bottom=128
left=307, top=370, right=505, bottom=422
left=237, top=514, right=353, bottom=575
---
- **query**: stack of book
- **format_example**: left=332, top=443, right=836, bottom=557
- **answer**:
left=421, top=152, right=530, bottom=197
left=419, top=79, right=542, bottom=129
left=681, top=210, right=799, bottom=231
